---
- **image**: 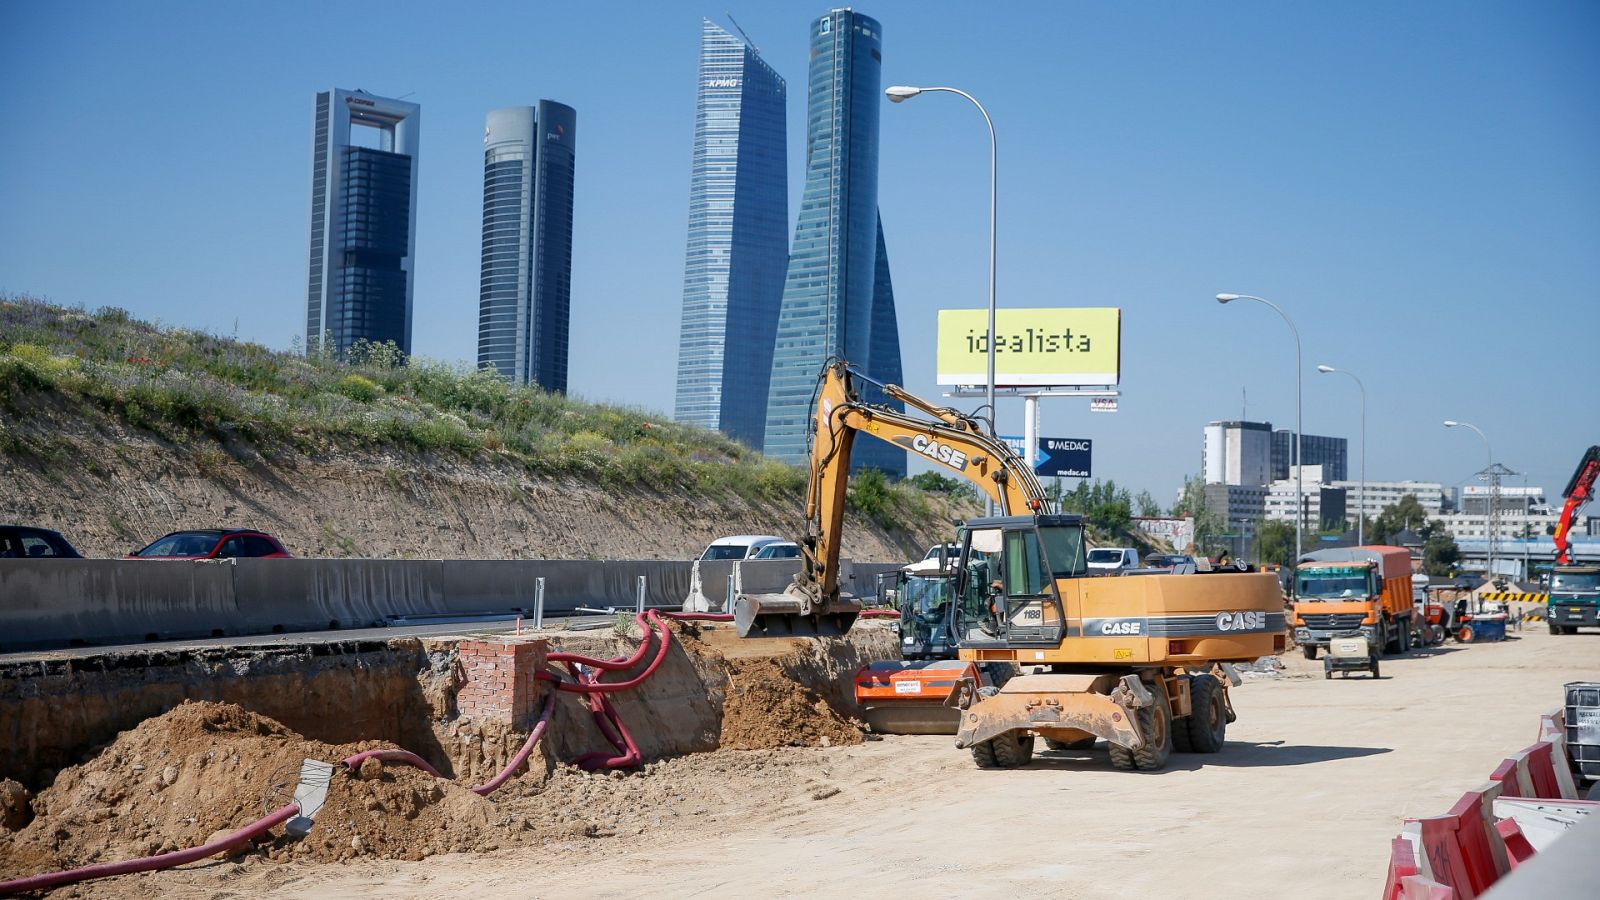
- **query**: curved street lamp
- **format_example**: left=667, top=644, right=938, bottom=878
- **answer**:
left=1217, top=293, right=1303, bottom=565
left=1444, top=419, right=1495, bottom=578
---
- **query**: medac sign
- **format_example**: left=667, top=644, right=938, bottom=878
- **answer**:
left=999, top=436, right=1093, bottom=479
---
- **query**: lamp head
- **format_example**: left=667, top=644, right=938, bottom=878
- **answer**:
left=1215, top=293, right=1240, bottom=303
left=885, top=85, right=922, bottom=103
left=1316, top=365, right=1335, bottom=374
left=1443, top=420, right=1460, bottom=428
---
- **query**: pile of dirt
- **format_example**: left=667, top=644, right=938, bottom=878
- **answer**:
left=0, top=702, right=525, bottom=880
left=718, top=658, right=864, bottom=750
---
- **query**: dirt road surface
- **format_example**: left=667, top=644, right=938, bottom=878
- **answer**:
left=72, top=628, right=1594, bottom=899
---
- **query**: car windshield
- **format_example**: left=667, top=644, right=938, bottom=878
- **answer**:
left=701, top=545, right=748, bottom=561
left=138, top=532, right=222, bottom=557
left=1298, top=568, right=1370, bottom=599
left=1087, top=549, right=1124, bottom=564
left=904, top=575, right=954, bottom=622
left=1550, top=572, right=1600, bottom=592
left=754, top=545, right=799, bottom=559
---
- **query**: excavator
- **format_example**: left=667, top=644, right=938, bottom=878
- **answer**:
left=735, top=359, right=1287, bottom=770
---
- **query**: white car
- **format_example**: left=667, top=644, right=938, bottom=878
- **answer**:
left=1087, top=548, right=1140, bottom=571
left=750, top=542, right=801, bottom=559
left=699, top=535, right=789, bottom=561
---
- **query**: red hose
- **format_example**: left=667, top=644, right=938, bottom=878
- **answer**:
left=0, top=803, right=301, bottom=896
left=340, top=748, right=445, bottom=778
left=470, top=685, right=559, bottom=795
left=860, top=609, right=900, bottom=618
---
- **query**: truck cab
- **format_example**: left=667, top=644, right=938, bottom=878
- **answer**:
left=1547, top=565, right=1600, bottom=634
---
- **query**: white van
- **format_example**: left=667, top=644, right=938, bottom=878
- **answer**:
left=1087, top=547, right=1140, bottom=571
left=699, top=535, right=789, bottom=561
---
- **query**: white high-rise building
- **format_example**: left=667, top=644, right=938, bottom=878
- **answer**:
left=1202, top=420, right=1273, bottom=487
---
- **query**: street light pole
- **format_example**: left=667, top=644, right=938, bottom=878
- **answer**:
left=887, top=84, right=998, bottom=514
left=1217, top=293, right=1303, bottom=565
left=1317, top=365, right=1365, bottom=545
left=1444, top=419, right=1495, bottom=579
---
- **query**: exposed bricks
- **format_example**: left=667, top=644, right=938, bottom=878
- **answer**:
left=456, top=639, right=547, bottom=727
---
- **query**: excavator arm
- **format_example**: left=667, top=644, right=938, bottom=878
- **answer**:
left=734, top=359, right=1050, bottom=638
left=1552, top=446, right=1600, bottom=565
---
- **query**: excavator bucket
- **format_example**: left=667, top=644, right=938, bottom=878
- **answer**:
left=734, top=591, right=861, bottom=639
left=854, top=660, right=976, bottom=734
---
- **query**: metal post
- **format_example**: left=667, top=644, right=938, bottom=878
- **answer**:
left=636, top=575, right=646, bottom=617
left=1023, top=394, right=1039, bottom=471
left=726, top=572, right=737, bottom=616
left=533, top=577, right=545, bottom=631
left=1218, top=294, right=1302, bottom=564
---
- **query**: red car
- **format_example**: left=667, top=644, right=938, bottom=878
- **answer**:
left=128, top=529, right=292, bottom=559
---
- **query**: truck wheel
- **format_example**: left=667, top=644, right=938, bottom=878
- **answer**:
left=1399, top=621, right=1411, bottom=653
left=1131, top=689, right=1174, bottom=771
left=971, top=739, right=999, bottom=768
left=1325, top=669, right=1333, bottom=680
left=1370, top=657, right=1381, bottom=678
left=1184, top=674, right=1227, bottom=753
left=991, top=731, right=1035, bottom=768
left=1303, top=645, right=1318, bottom=661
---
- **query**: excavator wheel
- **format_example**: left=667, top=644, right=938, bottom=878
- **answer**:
left=971, top=739, right=999, bottom=769
left=1183, top=674, right=1228, bottom=753
left=1131, top=689, right=1174, bottom=771
left=1109, top=744, right=1135, bottom=770
left=1171, top=717, right=1193, bottom=754
left=972, top=731, right=1034, bottom=769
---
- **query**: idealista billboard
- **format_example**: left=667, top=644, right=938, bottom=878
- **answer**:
left=936, top=308, right=1121, bottom=386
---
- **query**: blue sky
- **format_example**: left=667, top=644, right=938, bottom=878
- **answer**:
left=2, top=1, right=1596, bottom=505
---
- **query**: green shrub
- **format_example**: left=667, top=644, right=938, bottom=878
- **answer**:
left=338, top=374, right=382, bottom=402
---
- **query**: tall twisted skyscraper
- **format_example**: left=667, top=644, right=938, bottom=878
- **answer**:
left=764, top=8, right=904, bottom=476
left=673, top=19, right=789, bottom=448
left=477, top=102, right=577, bottom=391
left=305, top=89, right=420, bottom=356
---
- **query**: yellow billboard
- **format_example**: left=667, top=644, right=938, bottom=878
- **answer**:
left=936, top=307, right=1121, bottom=386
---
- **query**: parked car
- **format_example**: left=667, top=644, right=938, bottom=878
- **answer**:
left=0, top=525, right=83, bottom=558
left=1143, top=553, right=1196, bottom=570
left=699, top=535, right=788, bottom=561
left=749, top=542, right=801, bottom=559
left=923, top=542, right=986, bottom=563
left=128, top=529, right=291, bottom=560
left=1087, top=547, right=1140, bottom=571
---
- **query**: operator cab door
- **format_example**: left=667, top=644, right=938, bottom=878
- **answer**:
left=960, top=524, right=1067, bottom=647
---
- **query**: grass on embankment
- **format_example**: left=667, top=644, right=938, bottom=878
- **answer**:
left=0, top=295, right=957, bottom=527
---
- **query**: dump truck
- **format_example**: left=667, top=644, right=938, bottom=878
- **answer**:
left=1547, top=446, right=1599, bottom=635
left=735, top=359, right=1285, bottom=770
left=1293, top=546, right=1416, bottom=658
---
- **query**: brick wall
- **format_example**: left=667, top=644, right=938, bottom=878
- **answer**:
left=456, top=638, right=547, bottom=727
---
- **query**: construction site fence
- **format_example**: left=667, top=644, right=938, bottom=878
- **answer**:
left=0, top=558, right=905, bottom=651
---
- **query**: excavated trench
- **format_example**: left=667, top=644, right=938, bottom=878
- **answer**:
left=0, top=621, right=897, bottom=881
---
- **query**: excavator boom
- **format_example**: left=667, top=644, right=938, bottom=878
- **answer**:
left=734, top=359, right=1046, bottom=638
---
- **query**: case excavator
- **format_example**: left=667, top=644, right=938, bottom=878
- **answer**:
left=734, top=360, right=1287, bottom=770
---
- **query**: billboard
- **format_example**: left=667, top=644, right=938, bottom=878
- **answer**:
left=998, top=436, right=1092, bottom=478
left=936, top=307, right=1121, bottom=386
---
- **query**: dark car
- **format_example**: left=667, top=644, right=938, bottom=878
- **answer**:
left=129, top=529, right=291, bottom=560
left=0, top=525, right=83, bottom=559
left=1143, top=553, right=1196, bottom=570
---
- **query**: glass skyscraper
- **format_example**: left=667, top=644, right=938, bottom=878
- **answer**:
left=763, top=8, right=904, bottom=476
left=306, top=89, right=420, bottom=356
left=673, top=19, right=789, bottom=448
left=477, top=102, right=577, bottom=392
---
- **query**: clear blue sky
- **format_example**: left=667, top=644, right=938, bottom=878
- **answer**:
left=3, top=1, right=1596, bottom=505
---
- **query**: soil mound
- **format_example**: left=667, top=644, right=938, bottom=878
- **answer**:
left=719, top=658, right=863, bottom=750
left=0, top=702, right=520, bottom=880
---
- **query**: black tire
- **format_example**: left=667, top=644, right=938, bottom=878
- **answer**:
left=1302, top=645, right=1318, bottom=661
left=1399, top=621, right=1411, bottom=653
left=1171, top=721, right=1193, bottom=753
left=1109, top=743, right=1135, bottom=770
left=971, top=738, right=999, bottom=768
left=1130, top=687, right=1174, bottom=771
left=1184, top=674, right=1228, bottom=753
left=1549, top=622, right=1560, bottom=635
left=990, top=731, right=1034, bottom=768
left=1371, top=657, right=1381, bottom=678
left=1381, top=620, right=1397, bottom=655
left=1044, top=736, right=1097, bottom=751
left=1325, top=669, right=1333, bottom=680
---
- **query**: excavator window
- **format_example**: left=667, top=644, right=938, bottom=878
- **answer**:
left=1003, top=530, right=1052, bottom=597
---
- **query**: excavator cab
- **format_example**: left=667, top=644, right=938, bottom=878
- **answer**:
left=955, top=514, right=1084, bottom=648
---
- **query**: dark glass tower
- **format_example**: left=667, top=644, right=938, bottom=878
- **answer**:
left=673, top=19, right=789, bottom=448
left=764, top=8, right=904, bottom=476
left=477, top=101, right=577, bottom=391
left=306, top=89, right=420, bottom=356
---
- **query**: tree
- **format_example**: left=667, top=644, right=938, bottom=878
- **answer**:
left=1255, top=519, right=1295, bottom=567
left=908, top=470, right=975, bottom=500
left=1134, top=490, right=1161, bottom=518
left=1170, top=476, right=1224, bottom=553
left=1057, top=479, right=1133, bottom=534
left=1372, top=494, right=1429, bottom=543
left=1422, top=520, right=1460, bottom=576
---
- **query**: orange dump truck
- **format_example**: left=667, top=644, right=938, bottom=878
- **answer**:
left=1293, top=546, right=1416, bottom=659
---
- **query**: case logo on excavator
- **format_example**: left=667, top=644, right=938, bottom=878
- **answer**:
left=909, top=435, right=968, bottom=470
left=1215, top=610, right=1267, bottom=632
left=1099, top=619, right=1142, bottom=635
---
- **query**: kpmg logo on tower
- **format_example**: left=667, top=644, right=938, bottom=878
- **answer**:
left=705, top=78, right=741, bottom=90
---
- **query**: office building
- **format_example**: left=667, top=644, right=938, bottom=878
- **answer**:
left=1202, top=420, right=1273, bottom=486
left=763, top=8, right=904, bottom=476
left=1272, top=429, right=1348, bottom=482
left=477, top=102, right=577, bottom=391
left=306, top=89, right=420, bottom=356
left=1330, top=480, right=1448, bottom=525
left=673, top=19, right=789, bottom=447
left=1265, top=466, right=1348, bottom=531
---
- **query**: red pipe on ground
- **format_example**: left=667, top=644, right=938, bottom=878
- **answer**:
left=0, top=803, right=301, bottom=896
